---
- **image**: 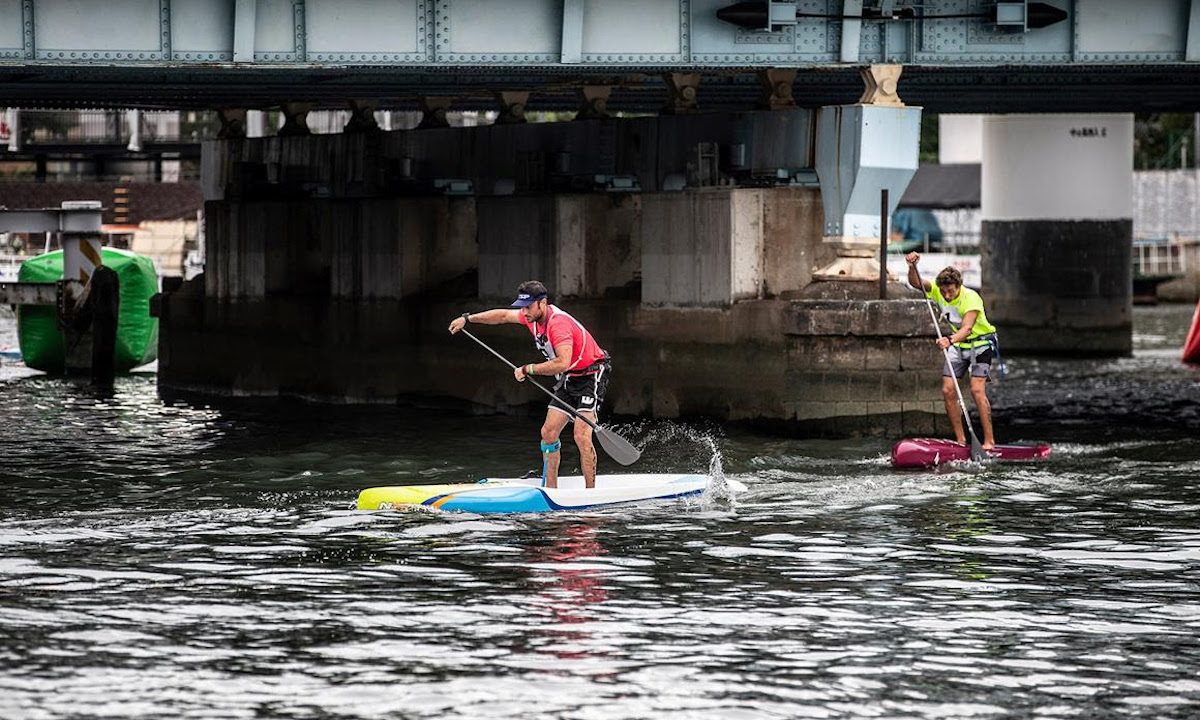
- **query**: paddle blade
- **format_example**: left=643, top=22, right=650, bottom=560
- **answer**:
left=969, top=436, right=986, bottom=462
left=595, top=425, right=642, bottom=466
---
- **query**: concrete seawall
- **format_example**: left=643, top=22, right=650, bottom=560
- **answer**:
left=157, top=289, right=946, bottom=437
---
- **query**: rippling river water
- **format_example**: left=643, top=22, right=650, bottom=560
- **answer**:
left=2, top=305, right=1199, bottom=719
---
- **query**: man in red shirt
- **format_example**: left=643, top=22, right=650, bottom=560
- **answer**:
left=448, top=280, right=611, bottom=488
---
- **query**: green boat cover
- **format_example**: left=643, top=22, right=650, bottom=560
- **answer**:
left=17, top=248, right=159, bottom=373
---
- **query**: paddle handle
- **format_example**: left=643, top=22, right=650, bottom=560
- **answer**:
left=458, top=327, right=600, bottom=432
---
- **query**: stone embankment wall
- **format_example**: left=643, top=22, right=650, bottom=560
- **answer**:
left=786, top=300, right=944, bottom=436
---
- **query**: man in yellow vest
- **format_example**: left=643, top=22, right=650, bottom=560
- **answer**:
left=906, top=252, right=998, bottom=450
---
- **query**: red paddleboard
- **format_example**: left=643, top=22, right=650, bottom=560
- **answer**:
left=892, top=438, right=1052, bottom=468
left=1184, top=299, right=1200, bottom=365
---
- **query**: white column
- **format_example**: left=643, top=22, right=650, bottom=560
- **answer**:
left=247, top=109, right=267, bottom=138
left=59, top=201, right=105, bottom=304
left=126, top=109, right=142, bottom=152
left=938, top=114, right=983, bottom=164
left=981, top=113, right=1134, bottom=354
left=983, top=114, right=1133, bottom=221
left=5, top=108, right=19, bottom=152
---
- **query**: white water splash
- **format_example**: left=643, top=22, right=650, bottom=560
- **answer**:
left=608, top=419, right=746, bottom=508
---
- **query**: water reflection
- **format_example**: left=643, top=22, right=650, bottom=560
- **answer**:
left=527, top=520, right=610, bottom=630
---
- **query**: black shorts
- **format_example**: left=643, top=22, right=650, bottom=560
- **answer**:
left=550, top=363, right=610, bottom=419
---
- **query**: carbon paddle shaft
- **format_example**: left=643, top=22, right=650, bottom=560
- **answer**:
left=457, top=327, right=642, bottom=466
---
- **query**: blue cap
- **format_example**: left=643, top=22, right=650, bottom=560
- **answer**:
left=511, top=292, right=546, bottom=308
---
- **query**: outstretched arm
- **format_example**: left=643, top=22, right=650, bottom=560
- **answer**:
left=449, top=308, right=522, bottom=334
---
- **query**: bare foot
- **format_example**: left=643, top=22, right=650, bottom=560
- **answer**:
left=982, top=443, right=995, bottom=451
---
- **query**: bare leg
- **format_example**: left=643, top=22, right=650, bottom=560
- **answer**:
left=970, top=377, right=995, bottom=449
left=574, top=410, right=598, bottom=489
left=540, top=409, right=571, bottom=488
left=942, top=376, right=966, bottom=444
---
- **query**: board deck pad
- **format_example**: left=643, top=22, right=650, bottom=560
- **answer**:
left=891, top=438, right=1051, bottom=468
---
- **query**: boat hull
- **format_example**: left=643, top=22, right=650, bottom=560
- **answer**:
left=891, top=438, right=1051, bottom=468
left=357, top=473, right=733, bottom=513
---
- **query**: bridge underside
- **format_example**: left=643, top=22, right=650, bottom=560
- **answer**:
left=6, top=0, right=1200, bottom=112
left=4, top=64, right=1200, bottom=113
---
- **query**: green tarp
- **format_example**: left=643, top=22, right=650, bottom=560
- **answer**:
left=17, top=248, right=159, bottom=373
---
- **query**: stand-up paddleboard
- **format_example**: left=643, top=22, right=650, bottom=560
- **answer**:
left=357, top=474, right=746, bottom=513
left=892, top=438, right=1051, bottom=468
left=1184, top=298, right=1200, bottom=364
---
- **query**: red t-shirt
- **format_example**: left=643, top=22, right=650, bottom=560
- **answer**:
left=519, top=304, right=606, bottom=373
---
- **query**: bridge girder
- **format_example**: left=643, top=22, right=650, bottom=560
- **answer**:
left=2, top=0, right=1200, bottom=112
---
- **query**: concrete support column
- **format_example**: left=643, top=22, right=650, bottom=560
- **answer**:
left=246, top=109, right=267, bottom=138
left=60, top=201, right=105, bottom=295
left=126, top=109, right=142, bottom=152
left=938, top=114, right=983, bottom=164
left=60, top=200, right=105, bottom=376
left=62, top=231, right=102, bottom=288
left=477, top=194, right=641, bottom=302
left=981, top=114, right=1134, bottom=354
left=5, top=108, right=20, bottom=152
left=641, top=189, right=763, bottom=306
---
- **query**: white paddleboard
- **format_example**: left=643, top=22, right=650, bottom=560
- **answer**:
left=357, top=473, right=747, bottom=513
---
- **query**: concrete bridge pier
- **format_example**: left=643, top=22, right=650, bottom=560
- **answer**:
left=783, top=67, right=945, bottom=435
left=981, top=114, right=1134, bottom=355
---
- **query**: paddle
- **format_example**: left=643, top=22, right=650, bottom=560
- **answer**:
left=457, top=327, right=642, bottom=466
left=913, top=266, right=987, bottom=462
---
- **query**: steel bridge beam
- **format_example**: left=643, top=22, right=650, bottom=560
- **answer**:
left=2, top=0, right=1193, bottom=70
left=3, top=1, right=1200, bottom=112
left=0, top=207, right=103, bottom=234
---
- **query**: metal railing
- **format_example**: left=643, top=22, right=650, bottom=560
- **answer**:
left=1133, top=237, right=1190, bottom=278
left=0, top=253, right=27, bottom=283
left=9, top=109, right=221, bottom=145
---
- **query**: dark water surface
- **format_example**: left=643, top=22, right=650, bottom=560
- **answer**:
left=2, top=305, right=1199, bottom=719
